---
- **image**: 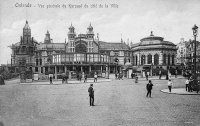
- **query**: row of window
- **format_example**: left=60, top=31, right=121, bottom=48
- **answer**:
left=132, top=54, right=175, bottom=65
left=52, top=54, right=110, bottom=63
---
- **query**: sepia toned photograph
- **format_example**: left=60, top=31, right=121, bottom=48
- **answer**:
left=0, top=0, right=200, bottom=125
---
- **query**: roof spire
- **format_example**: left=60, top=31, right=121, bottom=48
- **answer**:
left=150, top=31, right=154, bottom=36
left=121, top=34, right=123, bottom=43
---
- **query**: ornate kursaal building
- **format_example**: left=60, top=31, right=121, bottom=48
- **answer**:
left=10, top=21, right=130, bottom=81
left=131, top=31, right=177, bottom=75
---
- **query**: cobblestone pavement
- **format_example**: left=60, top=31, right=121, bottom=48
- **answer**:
left=0, top=76, right=200, bottom=126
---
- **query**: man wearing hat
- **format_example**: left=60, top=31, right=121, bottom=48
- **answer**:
left=88, top=84, right=94, bottom=106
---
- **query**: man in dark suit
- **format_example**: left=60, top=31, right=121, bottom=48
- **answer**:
left=146, top=80, right=154, bottom=97
left=88, top=84, right=94, bottom=106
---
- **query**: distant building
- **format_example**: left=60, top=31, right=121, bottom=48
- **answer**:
left=9, top=21, right=130, bottom=81
left=185, top=39, right=200, bottom=72
left=176, top=38, right=189, bottom=65
left=131, top=31, right=177, bottom=75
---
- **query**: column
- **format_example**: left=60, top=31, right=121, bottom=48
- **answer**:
left=105, top=65, right=109, bottom=79
left=152, top=55, right=154, bottom=65
left=38, top=67, right=41, bottom=74
left=81, top=66, right=83, bottom=72
left=137, top=54, right=140, bottom=65
left=55, top=66, right=57, bottom=80
left=100, top=66, right=103, bottom=73
left=145, top=55, right=148, bottom=64
left=69, top=71, right=71, bottom=80
left=159, top=53, right=163, bottom=65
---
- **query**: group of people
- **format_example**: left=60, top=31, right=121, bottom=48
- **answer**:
left=62, top=75, right=69, bottom=84
left=49, top=72, right=98, bottom=84
left=146, top=79, right=173, bottom=98
left=115, top=72, right=123, bottom=80
left=185, top=77, right=194, bottom=92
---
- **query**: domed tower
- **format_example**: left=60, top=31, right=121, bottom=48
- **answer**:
left=23, top=20, right=32, bottom=45
left=68, top=24, right=76, bottom=40
left=44, top=30, right=51, bottom=43
left=86, top=23, right=94, bottom=39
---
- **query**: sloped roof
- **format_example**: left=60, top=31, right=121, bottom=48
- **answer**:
left=99, top=41, right=129, bottom=50
left=37, top=43, right=67, bottom=50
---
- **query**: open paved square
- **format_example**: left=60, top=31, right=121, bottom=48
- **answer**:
left=0, top=76, right=200, bottom=126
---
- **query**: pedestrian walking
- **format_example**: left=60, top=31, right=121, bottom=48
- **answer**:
left=168, top=79, right=173, bottom=92
left=50, top=76, right=53, bottom=84
left=88, top=84, right=94, bottom=106
left=135, top=75, right=138, bottom=83
left=185, top=78, right=189, bottom=91
left=115, top=72, right=118, bottom=79
left=168, top=71, right=171, bottom=80
left=94, top=72, right=97, bottom=82
left=131, top=73, right=134, bottom=79
left=0, top=75, right=5, bottom=85
left=77, top=74, right=79, bottom=81
left=188, top=76, right=193, bottom=92
left=166, top=72, right=169, bottom=80
left=79, top=72, right=82, bottom=82
left=62, top=76, right=65, bottom=84
left=159, top=70, right=162, bottom=79
left=146, top=80, right=153, bottom=97
left=145, top=72, right=148, bottom=80
left=84, top=74, right=87, bottom=83
left=175, top=70, right=178, bottom=78
left=65, top=74, right=68, bottom=84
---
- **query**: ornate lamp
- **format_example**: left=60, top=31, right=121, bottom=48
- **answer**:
left=192, top=24, right=198, bottom=82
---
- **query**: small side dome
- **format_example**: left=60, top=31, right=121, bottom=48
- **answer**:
left=88, top=23, right=93, bottom=29
left=69, top=23, right=74, bottom=30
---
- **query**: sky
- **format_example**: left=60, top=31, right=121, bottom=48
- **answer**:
left=0, top=0, right=200, bottom=65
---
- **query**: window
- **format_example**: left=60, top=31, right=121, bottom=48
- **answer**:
left=172, top=55, right=175, bottom=65
left=135, top=55, right=138, bottom=65
left=132, top=56, right=135, bottom=65
left=168, top=54, right=171, bottom=65
left=36, top=59, right=39, bottom=66
left=114, top=52, right=119, bottom=56
left=35, top=67, right=38, bottom=72
left=163, top=54, right=166, bottom=64
left=40, top=59, right=42, bottom=65
left=154, top=54, right=159, bottom=65
left=148, top=54, right=152, bottom=64
left=141, top=55, right=145, bottom=65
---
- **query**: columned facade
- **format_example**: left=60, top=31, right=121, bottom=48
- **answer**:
left=131, top=31, right=177, bottom=75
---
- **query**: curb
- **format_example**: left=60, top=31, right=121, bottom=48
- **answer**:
left=20, top=79, right=112, bottom=85
left=161, top=88, right=200, bottom=95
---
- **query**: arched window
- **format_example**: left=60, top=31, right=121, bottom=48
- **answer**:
left=172, top=54, right=175, bottom=65
left=163, top=54, right=166, bottom=65
left=168, top=54, right=171, bottom=65
left=136, top=55, right=138, bottom=65
left=132, top=55, right=135, bottom=65
left=141, top=55, right=145, bottom=65
left=154, top=54, right=159, bottom=65
left=75, top=43, right=87, bottom=53
left=148, top=54, right=152, bottom=64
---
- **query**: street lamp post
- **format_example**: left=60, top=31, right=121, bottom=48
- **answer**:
left=192, top=24, right=198, bottom=82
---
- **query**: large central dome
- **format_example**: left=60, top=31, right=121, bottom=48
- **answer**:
left=131, top=31, right=176, bottom=51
